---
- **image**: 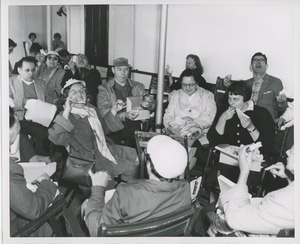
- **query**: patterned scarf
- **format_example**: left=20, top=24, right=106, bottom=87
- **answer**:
left=71, top=106, right=117, bottom=164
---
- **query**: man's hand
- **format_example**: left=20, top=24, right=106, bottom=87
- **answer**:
left=276, top=92, right=287, bottom=103
left=126, top=111, right=139, bottom=120
left=32, top=173, right=51, bottom=185
left=88, top=169, right=111, bottom=187
left=265, top=162, right=287, bottom=179
left=237, top=145, right=253, bottom=184
left=29, top=155, right=51, bottom=164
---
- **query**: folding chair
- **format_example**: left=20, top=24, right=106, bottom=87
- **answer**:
left=98, top=200, right=202, bottom=237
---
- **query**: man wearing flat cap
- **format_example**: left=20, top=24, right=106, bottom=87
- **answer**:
left=83, top=135, right=191, bottom=237
left=97, top=57, right=155, bottom=147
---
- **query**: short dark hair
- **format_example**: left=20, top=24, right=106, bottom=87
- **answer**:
left=54, top=33, right=61, bottom=39
left=180, top=68, right=197, bottom=81
left=29, top=43, right=42, bottom=55
left=9, top=107, right=16, bottom=128
left=58, top=49, right=70, bottom=58
left=19, top=56, right=37, bottom=68
left=186, top=54, right=204, bottom=75
left=9, top=38, right=17, bottom=48
left=251, top=52, right=267, bottom=64
left=28, top=32, right=37, bottom=39
left=228, top=81, right=252, bottom=102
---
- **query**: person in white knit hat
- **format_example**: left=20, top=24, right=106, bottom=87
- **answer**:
left=83, top=135, right=191, bottom=237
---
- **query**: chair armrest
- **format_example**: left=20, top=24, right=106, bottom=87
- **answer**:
left=12, top=196, right=67, bottom=237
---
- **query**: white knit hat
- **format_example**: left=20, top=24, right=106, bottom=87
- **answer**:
left=147, top=135, right=187, bottom=179
left=61, top=79, right=86, bottom=94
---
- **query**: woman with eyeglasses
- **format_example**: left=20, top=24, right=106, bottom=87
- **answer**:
left=61, top=54, right=102, bottom=106
left=36, top=51, right=65, bottom=104
left=163, top=69, right=216, bottom=142
left=166, top=54, right=208, bottom=91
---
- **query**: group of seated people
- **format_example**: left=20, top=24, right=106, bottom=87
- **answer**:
left=8, top=41, right=294, bottom=238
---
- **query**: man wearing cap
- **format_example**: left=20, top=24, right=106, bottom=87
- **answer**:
left=97, top=57, right=155, bottom=147
left=36, top=51, right=65, bottom=104
left=83, top=135, right=191, bottom=237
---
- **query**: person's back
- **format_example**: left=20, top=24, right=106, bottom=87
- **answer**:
left=83, top=135, right=191, bottom=237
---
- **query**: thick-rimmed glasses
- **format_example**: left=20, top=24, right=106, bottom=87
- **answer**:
left=181, top=83, right=196, bottom=88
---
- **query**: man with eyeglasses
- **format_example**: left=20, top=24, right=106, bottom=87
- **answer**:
left=164, top=69, right=216, bottom=143
left=224, top=52, right=287, bottom=120
left=36, top=51, right=65, bottom=104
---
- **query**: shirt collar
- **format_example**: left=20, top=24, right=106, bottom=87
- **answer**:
left=21, top=78, right=35, bottom=85
left=245, top=100, right=254, bottom=111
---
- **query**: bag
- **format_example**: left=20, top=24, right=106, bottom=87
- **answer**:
left=62, top=155, right=94, bottom=187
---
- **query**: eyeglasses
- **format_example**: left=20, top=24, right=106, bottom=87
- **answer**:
left=69, top=88, right=86, bottom=96
left=47, top=56, right=58, bottom=61
left=181, top=83, right=196, bottom=88
left=252, top=58, right=266, bottom=64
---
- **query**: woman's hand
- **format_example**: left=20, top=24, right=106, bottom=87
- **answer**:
left=220, top=107, right=235, bottom=121
left=265, top=162, right=287, bottom=179
left=63, top=96, right=74, bottom=120
left=240, top=116, right=253, bottom=129
left=223, top=74, right=232, bottom=87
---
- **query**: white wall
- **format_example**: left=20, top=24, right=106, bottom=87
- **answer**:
left=51, top=5, right=67, bottom=50
left=110, top=2, right=298, bottom=97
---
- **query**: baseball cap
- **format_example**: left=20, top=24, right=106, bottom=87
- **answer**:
left=113, top=57, right=129, bottom=67
left=147, top=135, right=187, bottom=179
left=61, top=79, right=86, bottom=94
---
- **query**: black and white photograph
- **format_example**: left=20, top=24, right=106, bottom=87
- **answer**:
left=2, top=0, right=299, bottom=243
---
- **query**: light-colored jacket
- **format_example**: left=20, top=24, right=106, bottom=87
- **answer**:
left=97, top=78, right=145, bottom=132
left=36, top=63, right=65, bottom=104
left=9, top=75, right=46, bottom=120
left=220, top=182, right=294, bottom=235
left=164, top=86, right=216, bottom=135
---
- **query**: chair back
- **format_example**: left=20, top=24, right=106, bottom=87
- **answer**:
left=134, top=131, right=192, bottom=179
left=99, top=200, right=201, bottom=237
left=214, top=77, right=229, bottom=111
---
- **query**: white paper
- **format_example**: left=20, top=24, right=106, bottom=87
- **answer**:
left=105, top=189, right=116, bottom=203
left=25, top=99, right=57, bottom=127
left=215, top=144, right=262, bottom=172
left=18, top=162, right=57, bottom=184
left=126, top=96, right=150, bottom=120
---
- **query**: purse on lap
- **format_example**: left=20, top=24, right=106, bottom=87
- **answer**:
left=62, top=148, right=95, bottom=187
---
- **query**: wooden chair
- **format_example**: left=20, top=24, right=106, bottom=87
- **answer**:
left=98, top=200, right=201, bottom=237
left=12, top=189, right=86, bottom=237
